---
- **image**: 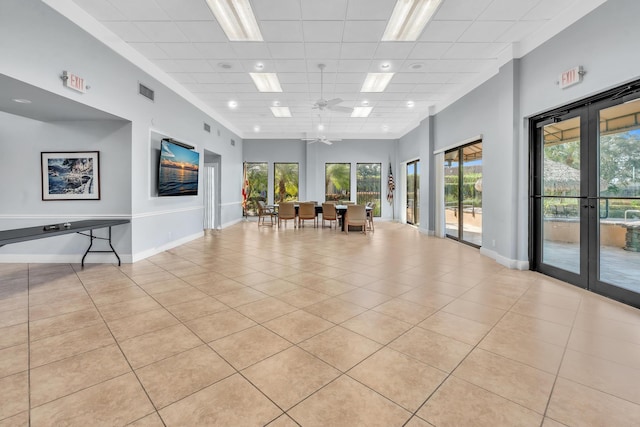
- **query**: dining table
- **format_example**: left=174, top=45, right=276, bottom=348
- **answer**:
left=269, top=203, right=371, bottom=232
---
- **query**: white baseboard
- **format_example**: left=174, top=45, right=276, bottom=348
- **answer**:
left=0, top=253, right=132, bottom=264
left=480, top=247, right=529, bottom=270
left=132, top=231, right=204, bottom=263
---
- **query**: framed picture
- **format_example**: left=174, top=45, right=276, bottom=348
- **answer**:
left=41, top=151, right=100, bottom=200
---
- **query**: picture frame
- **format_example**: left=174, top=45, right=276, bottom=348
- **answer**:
left=41, top=151, right=100, bottom=200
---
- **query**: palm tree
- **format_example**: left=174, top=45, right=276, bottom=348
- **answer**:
left=325, top=163, right=350, bottom=201
left=274, top=163, right=299, bottom=203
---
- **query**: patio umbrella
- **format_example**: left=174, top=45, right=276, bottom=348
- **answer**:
left=543, top=159, right=608, bottom=194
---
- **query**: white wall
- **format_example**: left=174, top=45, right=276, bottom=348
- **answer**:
left=0, top=0, right=244, bottom=262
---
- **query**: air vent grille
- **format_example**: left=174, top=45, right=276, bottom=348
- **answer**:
left=204, top=123, right=211, bottom=133
left=230, top=139, right=235, bottom=146
left=138, top=83, right=154, bottom=101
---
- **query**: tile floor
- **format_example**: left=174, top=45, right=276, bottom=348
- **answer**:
left=1, top=221, right=640, bottom=426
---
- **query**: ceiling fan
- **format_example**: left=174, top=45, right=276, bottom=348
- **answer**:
left=302, top=136, right=342, bottom=145
left=312, top=64, right=354, bottom=114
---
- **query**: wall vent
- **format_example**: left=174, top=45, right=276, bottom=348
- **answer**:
left=217, top=129, right=221, bottom=136
left=230, top=139, right=235, bottom=146
left=204, top=122, right=211, bottom=133
left=138, top=83, right=154, bottom=101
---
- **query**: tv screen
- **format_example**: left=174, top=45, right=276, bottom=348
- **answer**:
left=158, top=139, right=199, bottom=196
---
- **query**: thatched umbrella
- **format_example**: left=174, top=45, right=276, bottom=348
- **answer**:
left=543, top=159, right=607, bottom=194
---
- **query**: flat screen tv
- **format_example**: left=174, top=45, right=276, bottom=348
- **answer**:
left=158, top=139, right=199, bottom=196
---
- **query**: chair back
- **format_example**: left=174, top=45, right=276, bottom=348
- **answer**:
left=279, top=202, right=295, bottom=219
left=341, top=200, right=355, bottom=205
left=346, top=204, right=366, bottom=225
left=322, top=203, right=337, bottom=220
left=299, top=202, right=316, bottom=219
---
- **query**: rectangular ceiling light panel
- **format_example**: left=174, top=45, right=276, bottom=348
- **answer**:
left=270, top=106, right=292, bottom=117
left=361, top=73, right=395, bottom=92
left=351, top=107, right=373, bottom=117
left=205, top=0, right=263, bottom=41
left=382, top=0, right=442, bottom=41
left=249, top=73, right=283, bottom=92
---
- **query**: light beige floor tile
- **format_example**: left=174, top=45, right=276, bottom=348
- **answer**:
left=479, top=328, right=565, bottom=374
left=136, top=277, right=190, bottom=295
left=546, top=377, right=640, bottom=427
left=276, top=288, right=330, bottom=308
left=128, top=412, right=164, bottom=426
left=337, top=288, right=393, bottom=309
left=494, top=312, right=571, bottom=347
left=107, top=307, right=179, bottom=341
left=510, top=299, right=576, bottom=326
left=303, top=297, right=367, bottom=323
left=404, top=416, right=434, bottom=426
left=193, top=277, right=246, bottom=296
left=0, top=344, right=27, bottom=379
left=28, top=287, right=87, bottom=307
left=215, top=287, right=269, bottom=308
left=30, top=344, right=130, bottom=407
left=152, top=287, right=209, bottom=307
left=30, top=323, right=114, bottom=368
left=299, top=326, right=382, bottom=372
left=90, top=286, right=149, bottom=307
left=127, top=270, right=176, bottom=285
left=0, top=295, right=27, bottom=312
left=453, top=348, right=555, bottom=414
left=28, top=295, right=94, bottom=322
left=210, top=325, right=291, bottom=370
left=263, top=310, right=333, bottom=343
left=30, top=373, right=154, bottom=426
left=29, top=308, right=102, bottom=342
left=0, top=410, right=29, bottom=427
left=0, top=307, right=27, bottom=329
left=417, top=376, right=542, bottom=427
left=390, top=327, right=473, bottom=373
left=235, top=297, right=298, bottom=323
left=119, top=324, right=202, bottom=368
left=558, top=349, right=640, bottom=404
left=362, top=279, right=414, bottom=297
left=541, top=417, right=567, bottom=427
left=136, top=345, right=234, bottom=409
left=288, top=375, right=411, bottom=426
left=0, top=371, right=28, bottom=420
left=242, top=346, right=340, bottom=410
left=348, top=347, right=447, bottom=411
left=303, top=278, right=357, bottom=296
left=185, top=309, right=256, bottom=342
left=441, top=299, right=506, bottom=326
left=234, top=271, right=278, bottom=286
left=567, top=327, right=640, bottom=370
left=0, top=323, right=27, bottom=350
left=160, top=374, right=282, bottom=426
left=418, top=311, right=491, bottom=345
left=97, top=296, right=162, bottom=321
left=459, top=288, right=520, bottom=310
left=164, top=296, right=227, bottom=322
left=341, top=310, right=413, bottom=345
left=373, top=298, right=437, bottom=325
left=573, top=311, right=640, bottom=345
left=250, top=279, right=299, bottom=296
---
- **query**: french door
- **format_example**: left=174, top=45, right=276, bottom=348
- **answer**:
left=531, top=85, right=640, bottom=308
left=406, top=160, right=420, bottom=225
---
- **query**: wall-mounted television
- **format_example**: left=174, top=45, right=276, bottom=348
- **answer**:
left=158, top=139, right=199, bottom=196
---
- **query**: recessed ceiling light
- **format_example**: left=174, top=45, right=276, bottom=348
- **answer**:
left=382, top=125, right=390, bottom=131
left=270, top=106, right=292, bottom=117
left=218, top=62, right=233, bottom=70
left=351, top=107, right=373, bottom=118
left=205, top=0, right=263, bottom=41
left=407, top=100, right=415, bottom=108
left=272, top=100, right=280, bottom=107
left=253, top=125, right=260, bottom=132
left=228, top=100, right=238, bottom=109
left=249, top=73, right=283, bottom=92
left=318, top=124, right=325, bottom=131
left=382, top=0, right=443, bottom=42
left=254, top=62, right=264, bottom=70
left=12, top=98, right=31, bottom=104
left=361, top=100, right=370, bottom=106
left=361, top=73, right=394, bottom=92
left=380, top=63, right=391, bottom=70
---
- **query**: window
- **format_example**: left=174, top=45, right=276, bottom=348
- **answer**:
left=245, top=162, right=268, bottom=216
left=325, top=163, right=351, bottom=202
left=274, top=163, right=299, bottom=203
left=357, top=163, right=381, bottom=216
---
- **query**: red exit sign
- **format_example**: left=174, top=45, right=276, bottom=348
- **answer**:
left=62, top=71, right=87, bottom=93
left=559, top=66, right=584, bottom=89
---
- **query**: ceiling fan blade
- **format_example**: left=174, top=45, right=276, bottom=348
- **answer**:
left=328, top=105, right=354, bottom=113
left=325, top=98, right=343, bottom=107
left=322, top=140, right=333, bottom=145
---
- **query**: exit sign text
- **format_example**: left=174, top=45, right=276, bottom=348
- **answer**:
left=559, top=66, right=583, bottom=89
left=62, top=71, right=87, bottom=93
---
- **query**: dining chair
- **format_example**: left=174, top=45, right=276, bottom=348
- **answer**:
left=278, top=202, right=296, bottom=228
left=345, top=204, right=367, bottom=234
left=257, top=200, right=276, bottom=227
left=298, top=202, right=317, bottom=228
left=321, top=202, right=337, bottom=229
left=366, top=202, right=376, bottom=231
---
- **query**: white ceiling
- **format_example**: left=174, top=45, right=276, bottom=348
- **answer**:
left=57, top=0, right=602, bottom=139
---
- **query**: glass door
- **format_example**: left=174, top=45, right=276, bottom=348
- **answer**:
left=406, top=160, right=420, bottom=225
left=532, top=87, right=640, bottom=307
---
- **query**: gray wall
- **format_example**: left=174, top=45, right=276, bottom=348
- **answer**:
left=0, top=0, right=243, bottom=262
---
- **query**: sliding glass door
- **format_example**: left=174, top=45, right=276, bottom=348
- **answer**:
left=406, top=160, right=419, bottom=225
left=532, top=86, right=640, bottom=307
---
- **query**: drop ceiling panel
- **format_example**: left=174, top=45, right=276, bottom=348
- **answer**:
left=66, top=0, right=597, bottom=138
